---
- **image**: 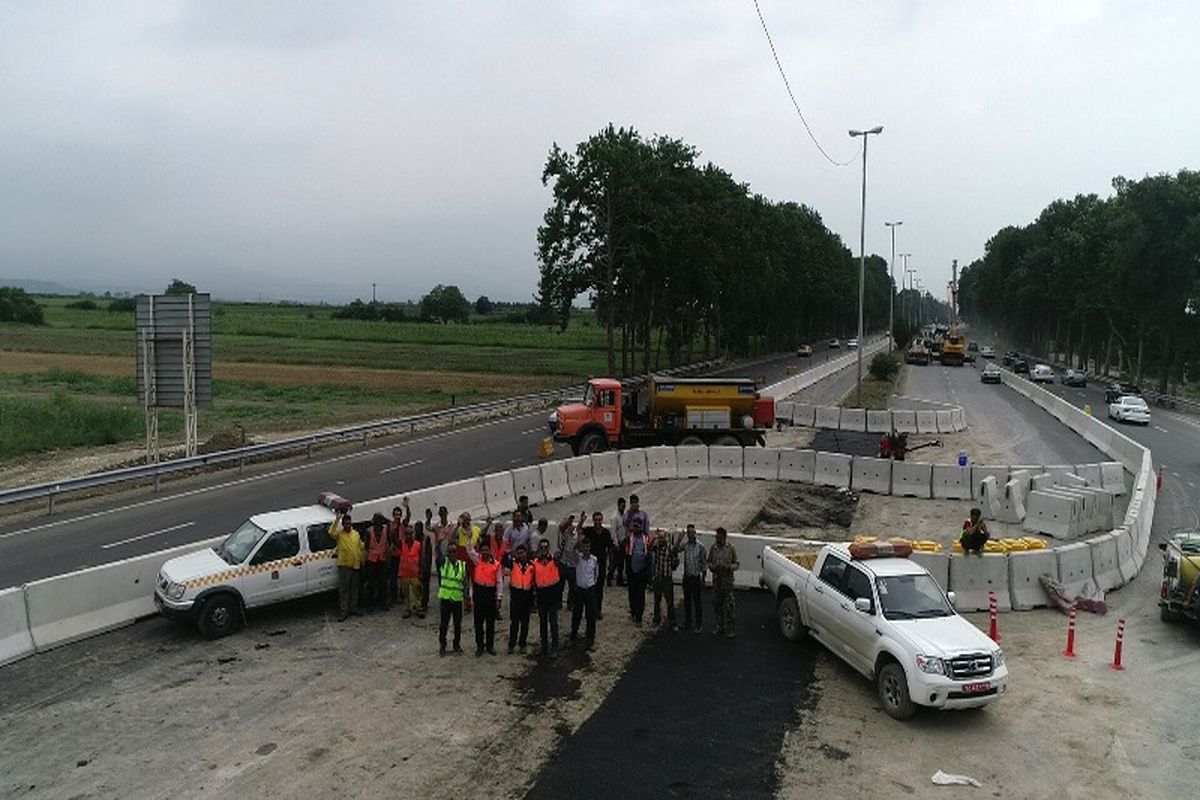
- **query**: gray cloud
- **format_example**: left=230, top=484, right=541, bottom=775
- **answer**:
left=2, top=1, right=1197, bottom=303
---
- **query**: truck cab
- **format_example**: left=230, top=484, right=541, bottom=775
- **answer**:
left=1158, top=531, right=1200, bottom=625
left=762, top=542, right=1008, bottom=719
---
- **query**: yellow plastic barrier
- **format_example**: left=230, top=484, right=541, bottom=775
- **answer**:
left=853, top=535, right=879, bottom=544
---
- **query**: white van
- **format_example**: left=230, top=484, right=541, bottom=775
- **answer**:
left=1030, top=364, right=1055, bottom=383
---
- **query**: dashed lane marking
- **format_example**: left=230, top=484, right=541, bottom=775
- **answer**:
left=1153, top=425, right=1169, bottom=433
left=520, top=427, right=546, bottom=435
left=378, top=459, right=423, bottom=475
left=100, top=522, right=195, bottom=550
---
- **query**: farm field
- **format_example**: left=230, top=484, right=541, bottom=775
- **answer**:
left=0, top=295, right=636, bottom=467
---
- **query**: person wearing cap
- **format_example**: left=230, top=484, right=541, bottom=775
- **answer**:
left=327, top=513, right=364, bottom=621
left=625, top=519, right=651, bottom=626
left=707, top=527, right=739, bottom=638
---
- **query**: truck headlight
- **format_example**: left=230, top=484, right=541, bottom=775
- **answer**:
left=166, top=581, right=187, bottom=600
left=915, top=655, right=946, bottom=675
left=993, top=649, right=1005, bottom=668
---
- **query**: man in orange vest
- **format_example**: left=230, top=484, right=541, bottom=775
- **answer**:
left=397, top=520, right=424, bottom=619
left=506, top=543, right=535, bottom=654
left=533, top=538, right=562, bottom=658
left=469, top=538, right=502, bottom=656
left=387, top=502, right=411, bottom=608
left=364, top=513, right=391, bottom=611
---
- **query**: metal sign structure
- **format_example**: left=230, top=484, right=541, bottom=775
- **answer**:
left=136, top=293, right=213, bottom=461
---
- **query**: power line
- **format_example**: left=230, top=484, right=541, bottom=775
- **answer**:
left=752, top=0, right=859, bottom=167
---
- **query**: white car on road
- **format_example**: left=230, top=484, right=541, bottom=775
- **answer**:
left=1030, top=364, right=1055, bottom=383
left=847, top=338, right=859, bottom=349
left=980, top=346, right=995, bottom=359
left=1109, top=395, right=1151, bottom=426
left=762, top=542, right=1008, bottom=719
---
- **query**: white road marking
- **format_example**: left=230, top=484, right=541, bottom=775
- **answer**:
left=1172, top=472, right=1182, bottom=479
left=1153, top=425, right=1169, bottom=433
left=100, top=522, right=195, bottom=549
left=520, top=427, right=545, bottom=435
left=378, top=459, right=424, bottom=475
left=1, top=411, right=546, bottom=539
left=1188, top=481, right=1196, bottom=489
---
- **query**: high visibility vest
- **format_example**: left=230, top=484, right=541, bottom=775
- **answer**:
left=366, top=526, right=389, bottom=563
left=489, top=533, right=506, bottom=559
left=398, top=540, right=422, bottom=579
left=533, top=558, right=560, bottom=588
left=509, top=561, right=535, bottom=590
left=474, top=558, right=501, bottom=587
left=438, top=560, right=465, bottom=601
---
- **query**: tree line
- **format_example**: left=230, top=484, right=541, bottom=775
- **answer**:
left=536, top=124, right=895, bottom=376
left=959, top=170, right=1200, bottom=391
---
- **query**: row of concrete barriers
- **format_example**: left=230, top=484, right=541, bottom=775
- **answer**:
left=774, top=402, right=968, bottom=435
left=760, top=337, right=888, bottom=400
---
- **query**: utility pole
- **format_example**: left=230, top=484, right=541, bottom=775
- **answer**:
left=900, top=254, right=912, bottom=331
left=372, top=283, right=377, bottom=303
left=849, top=125, right=883, bottom=406
left=885, top=221, right=902, bottom=351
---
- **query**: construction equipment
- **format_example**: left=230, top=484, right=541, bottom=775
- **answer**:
left=1158, top=528, right=1200, bottom=626
left=940, top=260, right=967, bottom=366
left=878, top=431, right=943, bottom=461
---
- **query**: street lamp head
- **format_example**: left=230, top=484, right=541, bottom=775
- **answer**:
left=849, top=126, right=884, bottom=138
left=885, top=220, right=903, bottom=228
left=867, top=125, right=883, bottom=135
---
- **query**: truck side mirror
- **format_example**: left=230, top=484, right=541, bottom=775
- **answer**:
left=853, top=597, right=873, bottom=614
left=946, top=591, right=957, bottom=608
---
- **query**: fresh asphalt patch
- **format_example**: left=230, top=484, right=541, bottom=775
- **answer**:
left=524, top=590, right=817, bottom=800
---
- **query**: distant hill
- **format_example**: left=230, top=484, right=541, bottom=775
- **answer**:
left=0, top=277, right=79, bottom=295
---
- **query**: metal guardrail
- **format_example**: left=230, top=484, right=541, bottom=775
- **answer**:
left=0, top=359, right=724, bottom=513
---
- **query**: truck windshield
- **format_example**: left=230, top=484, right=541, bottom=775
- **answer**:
left=217, top=519, right=267, bottom=565
left=583, top=384, right=595, bottom=407
left=875, top=574, right=952, bottom=620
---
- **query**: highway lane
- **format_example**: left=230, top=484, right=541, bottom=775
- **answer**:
left=0, top=345, right=843, bottom=588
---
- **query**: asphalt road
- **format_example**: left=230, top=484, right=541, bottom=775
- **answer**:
left=0, top=345, right=841, bottom=589
left=525, top=590, right=815, bottom=799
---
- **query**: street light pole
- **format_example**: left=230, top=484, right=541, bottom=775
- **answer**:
left=901, top=257, right=914, bottom=329
left=849, top=125, right=883, bottom=406
left=884, top=221, right=902, bottom=352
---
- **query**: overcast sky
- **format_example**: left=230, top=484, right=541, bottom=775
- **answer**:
left=2, top=2, right=1197, bottom=304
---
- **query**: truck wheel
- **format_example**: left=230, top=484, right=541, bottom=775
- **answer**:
left=577, top=432, right=607, bottom=455
left=777, top=596, right=805, bottom=641
left=198, top=594, right=241, bottom=639
left=712, top=435, right=740, bottom=446
left=677, top=435, right=705, bottom=446
left=877, top=662, right=916, bottom=720
left=1160, top=605, right=1180, bottom=624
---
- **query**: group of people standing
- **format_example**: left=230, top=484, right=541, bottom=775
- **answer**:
left=326, top=492, right=742, bottom=660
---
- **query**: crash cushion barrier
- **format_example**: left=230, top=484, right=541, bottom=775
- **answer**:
left=743, top=448, right=780, bottom=480
left=891, top=461, right=933, bottom=498
left=813, top=451, right=852, bottom=489
left=948, top=554, right=1012, bottom=612
left=540, top=460, right=571, bottom=502
left=708, top=446, right=744, bottom=479
left=482, top=471, right=518, bottom=517
left=932, top=464, right=972, bottom=501
left=1074, top=463, right=1103, bottom=486
left=1007, top=548, right=1059, bottom=610
left=618, top=449, right=648, bottom=485
left=839, top=407, right=866, bottom=432
left=909, top=551, right=949, bottom=593
left=510, top=465, right=546, bottom=506
left=778, top=449, right=816, bottom=483
left=850, top=456, right=891, bottom=494
left=815, top=405, right=841, bottom=430
left=645, top=446, right=678, bottom=481
left=564, top=455, right=597, bottom=494
left=866, top=409, right=892, bottom=433
left=1100, top=462, right=1127, bottom=496
left=972, top=466, right=1010, bottom=499
left=24, top=536, right=225, bottom=652
left=1054, top=541, right=1096, bottom=600
left=1023, top=490, right=1080, bottom=539
left=935, top=409, right=955, bottom=433
left=1030, top=472, right=1056, bottom=491
left=590, top=451, right=622, bottom=490
left=915, top=410, right=938, bottom=435
left=1114, top=526, right=1139, bottom=583
left=1089, top=532, right=1123, bottom=592
left=892, top=409, right=918, bottom=433
left=792, top=403, right=816, bottom=427
left=676, top=446, right=709, bottom=479
left=0, top=587, right=34, bottom=667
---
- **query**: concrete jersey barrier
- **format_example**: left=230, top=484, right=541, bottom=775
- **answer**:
left=482, top=471, right=517, bottom=517
left=618, top=449, right=648, bottom=485
left=708, top=446, right=744, bottom=479
left=851, top=456, right=891, bottom=494
left=0, top=587, right=35, bottom=667
left=1007, top=549, right=1058, bottom=610
left=891, top=461, right=933, bottom=498
left=510, top=465, right=546, bottom=506
left=813, top=452, right=852, bottom=489
left=540, top=460, right=571, bottom=502
left=590, top=452, right=622, bottom=490
left=564, top=455, right=597, bottom=494
left=949, top=554, right=1012, bottom=612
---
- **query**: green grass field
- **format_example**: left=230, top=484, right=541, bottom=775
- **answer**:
left=0, top=296, right=639, bottom=465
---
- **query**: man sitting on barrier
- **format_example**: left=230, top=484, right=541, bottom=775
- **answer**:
left=960, top=507, right=991, bottom=555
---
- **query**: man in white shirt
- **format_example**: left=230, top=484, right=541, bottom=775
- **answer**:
left=569, top=537, right=599, bottom=651
left=608, top=497, right=628, bottom=587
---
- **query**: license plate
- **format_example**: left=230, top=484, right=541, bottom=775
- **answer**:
left=963, top=681, right=990, bottom=694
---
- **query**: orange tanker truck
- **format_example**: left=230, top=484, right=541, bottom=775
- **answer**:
left=549, top=376, right=776, bottom=456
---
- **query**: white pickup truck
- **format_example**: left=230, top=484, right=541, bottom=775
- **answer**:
left=761, top=542, right=1008, bottom=719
